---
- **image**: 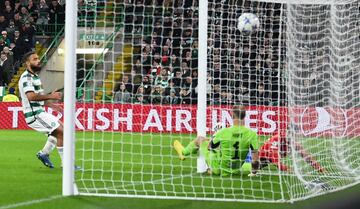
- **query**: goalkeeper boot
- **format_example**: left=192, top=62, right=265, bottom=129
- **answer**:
left=36, top=151, right=54, bottom=168
left=173, top=140, right=185, bottom=160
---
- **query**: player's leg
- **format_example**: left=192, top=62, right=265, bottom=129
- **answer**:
left=199, top=140, right=220, bottom=175
left=173, top=140, right=186, bottom=160
left=40, top=135, right=57, bottom=155
left=294, top=142, right=325, bottom=172
left=30, top=112, right=61, bottom=168
left=173, top=136, right=208, bottom=160
left=50, top=122, right=64, bottom=166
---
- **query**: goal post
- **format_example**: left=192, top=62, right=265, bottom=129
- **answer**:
left=61, top=0, right=360, bottom=202
left=62, top=0, right=77, bottom=196
left=196, top=0, right=208, bottom=173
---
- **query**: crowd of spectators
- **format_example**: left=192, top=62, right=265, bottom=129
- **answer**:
left=114, top=0, right=286, bottom=106
left=0, top=0, right=65, bottom=87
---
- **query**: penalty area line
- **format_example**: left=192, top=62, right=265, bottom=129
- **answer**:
left=0, top=195, right=62, bottom=209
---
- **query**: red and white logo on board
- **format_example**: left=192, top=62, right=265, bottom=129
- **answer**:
left=300, top=107, right=348, bottom=137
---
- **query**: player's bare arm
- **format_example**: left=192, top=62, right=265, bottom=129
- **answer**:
left=26, top=91, right=62, bottom=101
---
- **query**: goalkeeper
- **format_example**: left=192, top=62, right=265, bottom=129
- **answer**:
left=174, top=106, right=260, bottom=176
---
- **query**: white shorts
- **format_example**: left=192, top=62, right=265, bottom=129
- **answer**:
left=28, top=112, right=60, bottom=135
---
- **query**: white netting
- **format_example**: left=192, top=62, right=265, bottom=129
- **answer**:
left=286, top=0, right=360, bottom=200
left=72, top=0, right=360, bottom=202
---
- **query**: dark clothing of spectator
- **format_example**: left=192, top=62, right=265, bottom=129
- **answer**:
left=20, top=23, right=36, bottom=49
left=27, top=3, right=38, bottom=20
left=132, top=94, right=149, bottom=104
left=49, top=2, right=65, bottom=24
left=0, top=18, right=8, bottom=32
left=3, top=10, right=14, bottom=23
left=0, top=58, right=12, bottom=85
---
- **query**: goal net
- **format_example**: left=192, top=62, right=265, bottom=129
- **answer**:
left=69, top=0, right=360, bottom=202
left=286, top=0, right=360, bottom=200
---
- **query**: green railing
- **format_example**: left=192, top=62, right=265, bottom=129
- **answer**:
left=76, top=23, right=124, bottom=102
left=75, top=4, right=125, bottom=102
left=39, top=26, right=65, bottom=64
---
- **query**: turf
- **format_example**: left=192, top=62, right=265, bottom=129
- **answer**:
left=0, top=130, right=359, bottom=209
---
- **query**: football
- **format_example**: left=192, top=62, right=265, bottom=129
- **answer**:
left=237, top=13, right=260, bottom=34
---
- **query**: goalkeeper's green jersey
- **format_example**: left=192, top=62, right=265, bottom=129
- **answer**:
left=212, top=125, right=259, bottom=175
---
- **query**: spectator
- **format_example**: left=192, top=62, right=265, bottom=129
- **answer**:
left=11, top=30, right=25, bottom=62
left=19, top=6, right=30, bottom=20
left=165, top=89, right=180, bottom=105
left=3, top=47, right=13, bottom=65
left=0, top=38, right=6, bottom=52
left=220, top=89, right=228, bottom=105
left=164, top=78, right=179, bottom=96
left=170, top=54, right=180, bottom=69
left=212, top=84, right=221, bottom=105
left=5, top=20, right=16, bottom=41
left=3, top=0, right=12, bottom=10
left=251, top=83, right=270, bottom=106
left=179, top=87, right=191, bottom=104
left=132, top=94, right=146, bottom=104
left=49, top=0, right=65, bottom=33
left=3, top=5, right=14, bottom=23
left=1, top=31, right=11, bottom=46
left=180, top=61, right=191, bottom=78
left=13, top=30, right=21, bottom=45
left=154, top=68, right=169, bottom=89
left=36, top=0, right=49, bottom=25
left=121, top=74, right=133, bottom=93
left=172, top=70, right=182, bottom=87
left=2, top=87, right=19, bottom=102
left=9, top=43, right=20, bottom=64
left=132, top=85, right=149, bottom=104
left=150, top=85, right=164, bottom=104
left=113, top=82, right=131, bottom=104
left=0, top=52, right=12, bottom=85
left=0, top=66, right=3, bottom=86
left=0, top=15, right=8, bottom=32
left=141, top=75, right=152, bottom=96
left=49, top=0, right=65, bottom=23
left=20, top=21, right=36, bottom=50
left=18, top=0, right=28, bottom=7
left=27, top=0, right=38, bottom=21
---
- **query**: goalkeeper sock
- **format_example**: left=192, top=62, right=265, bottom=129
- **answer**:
left=183, top=141, right=198, bottom=156
left=57, top=147, right=64, bottom=165
left=41, top=136, right=57, bottom=155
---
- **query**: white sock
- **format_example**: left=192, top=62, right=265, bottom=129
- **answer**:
left=57, top=147, right=64, bottom=165
left=42, top=136, right=57, bottom=155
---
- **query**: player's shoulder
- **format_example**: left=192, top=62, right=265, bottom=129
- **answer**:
left=19, top=71, right=32, bottom=80
left=240, top=126, right=257, bottom=135
left=213, top=126, right=233, bottom=137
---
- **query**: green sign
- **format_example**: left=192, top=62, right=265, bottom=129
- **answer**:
left=80, top=34, right=107, bottom=41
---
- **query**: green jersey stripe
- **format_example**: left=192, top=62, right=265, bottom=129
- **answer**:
left=24, top=109, right=44, bottom=118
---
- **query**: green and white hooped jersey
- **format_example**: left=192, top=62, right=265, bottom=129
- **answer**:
left=18, top=70, right=45, bottom=123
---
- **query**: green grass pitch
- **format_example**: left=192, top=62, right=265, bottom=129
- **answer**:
left=0, top=130, right=359, bottom=209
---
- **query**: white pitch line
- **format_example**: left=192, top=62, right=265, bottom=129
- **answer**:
left=83, top=173, right=196, bottom=193
left=0, top=195, right=62, bottom=209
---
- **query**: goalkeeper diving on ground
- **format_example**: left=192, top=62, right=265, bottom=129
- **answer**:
left=173, top=106, right=326, bottom=176
left=174, top=106, right=260, bottom=176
